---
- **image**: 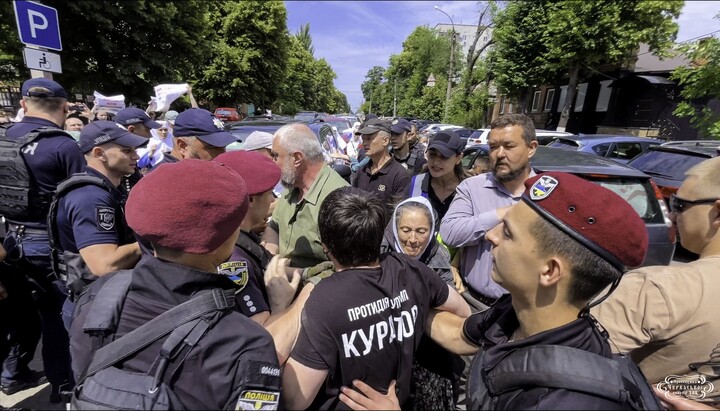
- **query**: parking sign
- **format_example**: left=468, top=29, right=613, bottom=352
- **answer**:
left=13, top=0, right=62, bottom=51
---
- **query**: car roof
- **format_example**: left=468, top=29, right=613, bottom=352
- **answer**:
left=229, top=120, right=292, bottom=129
left=465, top=144, right=650, bottom=178
left=645, top=141, right=720, bottom=157
left=563, top=134, right=664, bottom=143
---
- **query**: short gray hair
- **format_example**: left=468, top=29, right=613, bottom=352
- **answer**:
left=275, top=123, right=324, bottom=163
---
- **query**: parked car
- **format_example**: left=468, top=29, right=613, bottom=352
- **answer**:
left=419, top=123, right=463, bottom=139
left=462, top=144, right=675, bottom=266
left=628, top=140, right=720, bottom=202
left=213, top=107, right=240, bottom=122
left=226, top=120, right=292, bottom=150
left=467, top=128, right=575, bottom=146
left=317, top=116, right=352, bottom=134
left=452, top=128, right=477, bottom=149
left=294, top=111, right=320, bottom=122
left=547, top=134, right=663, bottom=164
left=411, top=119, right=438, bottom=130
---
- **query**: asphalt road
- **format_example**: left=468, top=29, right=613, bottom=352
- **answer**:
left=0, top=247, right=700, bottom=409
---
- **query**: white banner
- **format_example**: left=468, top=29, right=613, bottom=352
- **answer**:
left=153, top=83, right=189, bottom=112
left=93, top=91, right=125, bottom=113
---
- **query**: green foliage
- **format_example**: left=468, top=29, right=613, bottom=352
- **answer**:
left=672, top=36, right=720, bottom=139
left=198, top=1, right=289, bottom=108
left=295, top=23, right=315, bottom=56
left=492, top=0, right=683, bottom=120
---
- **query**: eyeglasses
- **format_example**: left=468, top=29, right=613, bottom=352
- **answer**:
left=669, top=194, right=719, bottom=213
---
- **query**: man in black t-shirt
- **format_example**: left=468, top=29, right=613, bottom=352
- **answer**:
left=282, top=187, right=469, bottom=410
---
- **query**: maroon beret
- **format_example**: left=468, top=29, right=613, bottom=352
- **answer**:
left=213, top=151, right=281, bottom=196
left=522, top=172, right=648, bottom=271
left=126, top=159, right=249, bottom=254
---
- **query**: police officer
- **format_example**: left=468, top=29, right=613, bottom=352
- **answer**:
left=146, top=108, right=239, bottom=169
left=70, top=160, right=281, bottom=409
left=113, top=107, right=161, bottom=194
left=214, top=150, right=304, bottom=364
left=390, top=118, right=426, bottom=175
left=0, top=78, right=85, bottom=401
left=49, top=121, right=146, bottom=328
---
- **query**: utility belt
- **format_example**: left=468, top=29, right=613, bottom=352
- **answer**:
left=7, top=222, right=49, bottom=237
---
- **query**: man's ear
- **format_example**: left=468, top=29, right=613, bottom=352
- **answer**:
left=175, top=137, right=188, bottom=150
left=539, top=256, right=564, bottom=288
left=292, top=151, right=305, bottom=167
left=91, top=146, right=105, bottom=161
left=127, top=124, right=136, bottom=134
left=712, top=200, right=720, bottom=229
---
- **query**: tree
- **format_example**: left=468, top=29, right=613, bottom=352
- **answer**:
left=672, top=34, right=720, bottom=139
left=360, top=66, right=386, bottom=114
left=492, top=1, right=683, bottom=130
left=0, top=0, right=218, bottom=103
left=197, top=1, right=289, bottom=109
left=295, top=23, right=314, bottom=56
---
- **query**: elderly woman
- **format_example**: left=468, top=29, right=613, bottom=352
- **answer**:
left=381, top=197, right=462, bottom=410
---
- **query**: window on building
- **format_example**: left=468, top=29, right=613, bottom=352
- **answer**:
left=574, top=83, right=588, bottom=112
left=596, top=80, right=613, bottom=112
left=499, top=96, right=505, bottom=114
left=558, top=86, right=568, bottom=112
left=544, top=89, right=556, bottom=112
left=531, top=91, right=541, bottom=112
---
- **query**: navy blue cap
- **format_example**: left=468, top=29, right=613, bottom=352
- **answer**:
left=358, top=118, right=392, bottom=135
left=21, top=78, right=68, bottom=99
left=173, top=109, right=238, bottom=147
left=390, top=118, right=412, bottom=134
left=115, top=107, right=162, bottom=129
left=79, top=121, right=149, bottom=153
left=428, top=131, right=464, bottom=157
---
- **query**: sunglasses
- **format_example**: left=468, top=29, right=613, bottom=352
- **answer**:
left=669, top=194, right=719, bottom=213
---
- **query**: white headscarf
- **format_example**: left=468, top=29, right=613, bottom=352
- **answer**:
left=392, top=196, right=436, bottom=260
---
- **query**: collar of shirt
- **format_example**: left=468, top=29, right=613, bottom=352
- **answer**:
left=363, top=156, right=396, bottom=176
left=483, top=169, right=537, bottom=199
left=85, top=166, right=124, bottom=196
left=129, top=254, right=240, bottom=306
left=288, top=164, right=333, bottom=206
left=19, top=116, right=62, bottom=128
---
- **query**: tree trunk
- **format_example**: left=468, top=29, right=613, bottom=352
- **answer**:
left=557, top=63, right=581, bottom=132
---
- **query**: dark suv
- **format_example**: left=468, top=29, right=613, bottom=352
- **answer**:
left=462, top=145, right=676, bottom=266
left=628, top=140, right=720, bottom=203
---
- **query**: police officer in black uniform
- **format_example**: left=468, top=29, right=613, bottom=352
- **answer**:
left=49, top=121, right=146, bottom=328
left=70, top=159, right=282, bottom=409
left=214, top=150, right=304, bottom=364
left=0, top=78, right=85, bottom=401
left=113, top=107, right=161, bottom=193
left=390, top=118, right=426, bottom=175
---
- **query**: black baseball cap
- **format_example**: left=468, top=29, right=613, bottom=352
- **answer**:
left=357, top=118, right=392, bottom=135
left=115, top=107, right=162, bottom=129
left=428, top=131, right=464, bottom=157
left=21, top=78, right=68, bottom=99
left=79, top=121, right=149, bottom=153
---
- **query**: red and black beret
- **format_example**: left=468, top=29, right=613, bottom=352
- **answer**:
left=522, top=172, right=648, bottom=271
left=126, top=159, right=249, bottom=254
left=213, top=150, right=281, bottom=196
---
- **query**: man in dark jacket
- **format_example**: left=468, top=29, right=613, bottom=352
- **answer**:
left=339, top=172, right=651, bottom=410
left=70, top=160, right=281, bottom=409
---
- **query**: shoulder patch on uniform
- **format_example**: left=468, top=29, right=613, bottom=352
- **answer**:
left=236, top=390, right=279, bottom=410
left=95, top=206, right=115, bottom=231
left=530, top=175, right=559, bottom=200
left=218, top=260, right=249, bottom=290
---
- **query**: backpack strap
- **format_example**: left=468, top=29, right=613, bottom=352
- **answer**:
left=80, top=288, right=236, bottom=381
left=81, top=269, right=134, bottom=337
left=486, top=345, right=629, bottom=403
left=235, top=232, right=270, bottom=269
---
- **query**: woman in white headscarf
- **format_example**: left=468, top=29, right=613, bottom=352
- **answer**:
left=380, top=197, right=462, bottom=410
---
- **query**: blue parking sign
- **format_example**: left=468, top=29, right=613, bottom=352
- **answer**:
left=13, top=0, right=62, bottom=51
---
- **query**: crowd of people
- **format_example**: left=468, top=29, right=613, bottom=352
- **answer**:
left=0, top=77, right=718, bottom=411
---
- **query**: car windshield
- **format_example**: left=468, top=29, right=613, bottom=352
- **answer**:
left=328, top=121, right=350, bottom=131
left=587, top=177, right=663, bottom=224
left=547, top=138, right=580, bottom=150
left=629, top=150, right=709, bottom=180
left=294, top=114, right=315, bottom=122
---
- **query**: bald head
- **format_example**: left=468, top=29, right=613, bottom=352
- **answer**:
left=274, top=123, right=324, bottom=163
left=685, top=156, right=720, bottom=197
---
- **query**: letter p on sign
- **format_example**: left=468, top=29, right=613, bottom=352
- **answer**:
left=13, top=1, right=62, bottom=51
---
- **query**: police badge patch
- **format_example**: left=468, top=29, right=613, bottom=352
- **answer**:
left=95, top=207, right=115, bottom=231
left=218, top=261, right=249, bottom=290
left=235, top=390, right=279, bottom=410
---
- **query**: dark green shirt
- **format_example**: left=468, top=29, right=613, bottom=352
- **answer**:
left=269, top=165, right=348, bottom=268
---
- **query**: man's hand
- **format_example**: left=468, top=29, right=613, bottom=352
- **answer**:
left=451, top=266, right=466, bottom=294
left=79, top=103, right=93, bottom=120
left=339, top=380, right=400, bottom=411
left=264, top=256, right=301, bottom=313
left=653, top=387, right=717, bottom=410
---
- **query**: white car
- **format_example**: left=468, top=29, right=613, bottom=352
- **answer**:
left=467, top=128, right=574, bottom=146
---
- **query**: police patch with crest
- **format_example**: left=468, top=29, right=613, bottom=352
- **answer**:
left=95, top=206, right=116, bottom=231
left=235, top=390, right=279, bottom=410
left=530, top=175, right=559, bottom=200
left=218, top=260, right=249, bottom=290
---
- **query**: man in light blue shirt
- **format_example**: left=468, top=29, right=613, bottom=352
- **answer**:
left=440, top=114, right=538, bottom=310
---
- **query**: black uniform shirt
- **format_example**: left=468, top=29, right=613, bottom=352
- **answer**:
left=56, top=167, right=133, bottom=253
left=353, top=158, right=410, bottom=209
left=463, top=294, right=626, bottom=410
left=220, top=231, right=271, bottom=317
left=291, top=253, right=449, bottom=410
left=70, top=255, right=281, bottom=410
left=5, top=116, right=86, bottom=227
left=392, top=142, right=427, bottom=175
